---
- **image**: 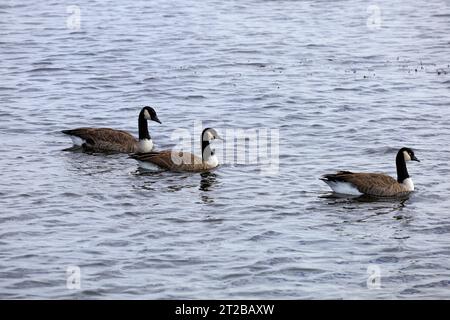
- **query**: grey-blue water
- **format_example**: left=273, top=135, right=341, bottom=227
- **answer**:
left=1, top=0, right=450, bottom=299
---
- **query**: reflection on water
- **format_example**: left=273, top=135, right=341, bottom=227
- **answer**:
left=320, top=192, right=410, bottom=204
left=199, top=172, right=217, bottom=192
left=320, top=192, right=411, bottom=222
left=131, top=169, right=218, bottom=203
left=199, top=172, right=218, bottom=204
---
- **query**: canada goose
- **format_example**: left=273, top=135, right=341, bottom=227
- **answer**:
left=62, top=106, right=161, bottom=153
left=130, top=128, right=221, bottom=172
left=320, top=147, right=420, bottom=197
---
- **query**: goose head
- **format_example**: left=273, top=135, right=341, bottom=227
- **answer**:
left=202, top=128, right=222, bottom=142
left=141, top=106, right=161, bottom=124
left=400, top=147, right=420, bottom=162
left=201, top=128, right=222, bottom=165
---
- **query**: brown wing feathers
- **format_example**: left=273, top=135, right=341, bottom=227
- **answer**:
left=131, top=151, right=174, bottom=170
left=322, top=172, right=408, bottom=197
left=131, top=151, right=209, bottom=172
left=62, top=128, right=137, bottom=152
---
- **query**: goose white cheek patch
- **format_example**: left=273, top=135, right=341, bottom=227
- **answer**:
left=403, top=151, right=411, bottom=161
left=204, top=131, right=214, bottom=140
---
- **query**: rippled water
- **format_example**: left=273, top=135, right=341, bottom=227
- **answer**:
left=1, top=0, right=450, bottom=299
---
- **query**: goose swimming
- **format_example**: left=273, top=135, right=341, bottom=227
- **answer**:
left=320, top=147, right=420, bottom=197
left=130, top=128, right=221, bottom=172
left=62, top=106, right=161, bottom=153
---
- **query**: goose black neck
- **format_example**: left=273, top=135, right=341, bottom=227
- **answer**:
left=396, top=151, right=409, bottom=183
left=202, top=140, right=211, bottom=162
left=138, top=113, right=150, bottom=140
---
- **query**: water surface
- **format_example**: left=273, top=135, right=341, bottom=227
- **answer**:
left=0, top=0, right=450, bottom=299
